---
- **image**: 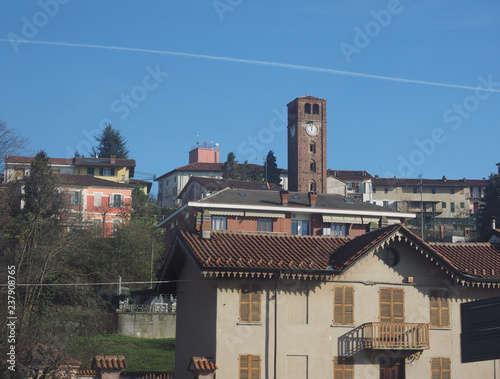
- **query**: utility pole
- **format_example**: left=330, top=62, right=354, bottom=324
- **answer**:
left=420, top=174, right=424, bottom=239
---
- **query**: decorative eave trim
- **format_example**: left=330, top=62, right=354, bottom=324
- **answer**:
left=200, top=269, right=336, bottom=281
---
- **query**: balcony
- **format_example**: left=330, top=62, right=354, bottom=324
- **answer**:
left=363, top=322, right=429, bottom=350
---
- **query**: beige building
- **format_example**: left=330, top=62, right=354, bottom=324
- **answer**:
left=372, top=176, right=486, bottom=219
left=159, top=221, right=500, bottom=378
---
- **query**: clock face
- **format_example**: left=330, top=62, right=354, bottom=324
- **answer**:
left=290, top=124, right=296, bottom=137
left=306, top=123, right=319, bottom=136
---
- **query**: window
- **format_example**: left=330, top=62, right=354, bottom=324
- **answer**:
left=450, top=188, right=455, bottom=195
left=212, top=216, right=227, bottom=230
left=373, top=187, right=377, bottom=193
left=384, top=188, right=388, bottom=194
left=312, top=103, right=319, bottom=114
left=432, top=187, right=436, bottom=194
left=442, top=201, right=447, bottom=209
left=430, top=291, right=450, bottom=328
left=72, top=191, right=80, bottom=205
left=113, top=194, right=123, bottom=208
left=380, top=288, right=404, bottom=323
left=383, top=201, right=389, bottom=207
left=292, top=220, right=310, bottom=235
left=413, top=187, right=418, bottom=194
left=304, top=103, right=311, bottom=114
left=257, top=218, right=273, bottom=232
left=333, top=286, right=354, bottom=325
left=87, top=167, right=94, bottom=176
left=239, top=355, right=260, bottom=379
left=112, top=219, right=121, bottom=234
left=460, top=202, right=465, bottom=209
left=240, top=285, right=260, bottom=323
left=472, top=187, right=479, bottom=198
left=93, top=192, right=102, bottom=207
left=450, top=202, right=455, bottom=213
left=381, top=248, right=399, bottom=267
left=309, top=182, right=316, bottom=192
left=92, top=218, right=101, bottom=227
left=431, top=357, right=450, bottom=379
left=309, top=142, right=316, bottom=153
left=411, top=201, right=420, bottom=209
left=333, top=356, right=354, bottom=379
left=331, top=224, right=346, bottom=236
left=310, top=161, right=316, bottom=172
left=100, top=168, right=114, bottom=176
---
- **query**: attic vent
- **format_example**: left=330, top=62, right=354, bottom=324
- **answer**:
left=239, top=193, right=246, bottom=197
left=344, top=198, right=354, bottom=203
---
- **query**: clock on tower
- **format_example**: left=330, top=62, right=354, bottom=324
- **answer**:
left=287, top=95, right=327, bottom=193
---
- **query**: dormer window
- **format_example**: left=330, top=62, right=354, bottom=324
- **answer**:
left=304, top=103, right=311, bottom=114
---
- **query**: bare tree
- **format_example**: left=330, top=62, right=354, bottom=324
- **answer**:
left=0, top=121, right=29, bottom=171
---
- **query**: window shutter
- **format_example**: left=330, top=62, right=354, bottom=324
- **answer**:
left=393, top=289, right=404, bottom=323
left=345, top=287, right=354, bottom=324
left=380, top=288, right=404, bottom=323
left=240, top=355, right=249, bottom=379
left=250, top=356, right=260, bottom=379
left=240, top=286, right=250, bottom=323
left=380, top=289, right=392, bottom=323
left=333, top=287, right=344, bottom=324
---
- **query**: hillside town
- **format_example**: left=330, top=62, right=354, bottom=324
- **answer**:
left=1, top=95, right=500, bottom=378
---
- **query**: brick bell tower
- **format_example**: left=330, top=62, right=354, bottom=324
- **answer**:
left=287, top=95, right=327, bottom=193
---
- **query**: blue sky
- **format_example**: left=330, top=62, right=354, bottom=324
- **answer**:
left=1, top=1, right=499, bottom=194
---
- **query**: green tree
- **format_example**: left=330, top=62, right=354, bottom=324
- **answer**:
left=222, top=152, right=239, bottom=180
left=264, top=150, right=281, bottom=185
left=476, top=174, right=500, bottom=240
left=91, top=123, right=130, bottom=158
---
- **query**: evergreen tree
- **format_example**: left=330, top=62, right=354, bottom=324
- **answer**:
left=476, top=174, right=500, bottom=240
left=265, top=150, right=281, bottom=185
left=222, top=152, right=239, bottom=180
left=91, top=123, right=130, bottom=158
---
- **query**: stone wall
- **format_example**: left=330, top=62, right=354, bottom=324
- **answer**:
left=117, top=312, right=176, bottom=339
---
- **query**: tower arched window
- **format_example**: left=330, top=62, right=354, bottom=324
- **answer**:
left=310, top=142, right=316, bottom=153
left=309, top=181, right=316, bottom=192
left=310, top=160, right=316, bottom=172
left=304, top=103, right=311, bottom=114
left=313, top=104, right=319, bottom=114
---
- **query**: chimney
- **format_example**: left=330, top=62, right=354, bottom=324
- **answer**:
left=110, top=155, right=116, bottom=164
left=280, top=190, right=289, bottom=206
left=308, top=191, right=317, bottom=207
left=492, top=217, right=496, bottom=230
left=199, top=211, right=212, bottom=239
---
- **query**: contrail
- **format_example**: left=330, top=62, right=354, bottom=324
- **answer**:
left=1, top=38, right=499, bottom=93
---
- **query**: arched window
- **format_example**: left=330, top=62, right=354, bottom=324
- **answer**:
left=310, top=142, right=316, bottom=153
left=310, top=160, right=316, bottom=172
left=313, top=104, right=319, bottom=114
left=304, top=103, right=311, bottom=114
left=309, top=181, right=316, bottom=192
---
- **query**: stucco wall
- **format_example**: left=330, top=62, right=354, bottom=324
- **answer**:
left=117, top=312, right=176, bottom=339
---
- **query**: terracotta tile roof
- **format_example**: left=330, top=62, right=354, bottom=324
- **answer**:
left=5, top=156, right=73, bottom=165
left=178, top=229, right=351, bottom=272
left=190, top=356, right=218, bottom=371
left=92, top=355, right=127, bottom=370
left=168, top=225, right=500, bottom=284
left=76, top=369, right=97, bottom=376
left=372, top=177, right=487, bottom=187
left=20, top=343, right=81, bottom=367
left=427, top=242, right=500, bottom=279
left=56, top=174, right=134, bottom=188
left=328, top=170, right=373, bottom=180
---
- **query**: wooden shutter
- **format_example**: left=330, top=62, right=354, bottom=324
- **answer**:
left=239, top=355, right=260, bottom=379
left=334, top=356, right=354, bottom=379
left=430, top=291, right=450, bottom=327
left=240, top=285, right=260, bottom=323
left=431, top=357, right=450, bottom=379
left=380, top=288, right=404, bottom=323
left=333, top=286, right=354, bottom=325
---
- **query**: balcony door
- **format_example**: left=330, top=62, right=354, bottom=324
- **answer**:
left=380, top=359, right=405, bottom=379
left=379, top=288, right=404, bottom=344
